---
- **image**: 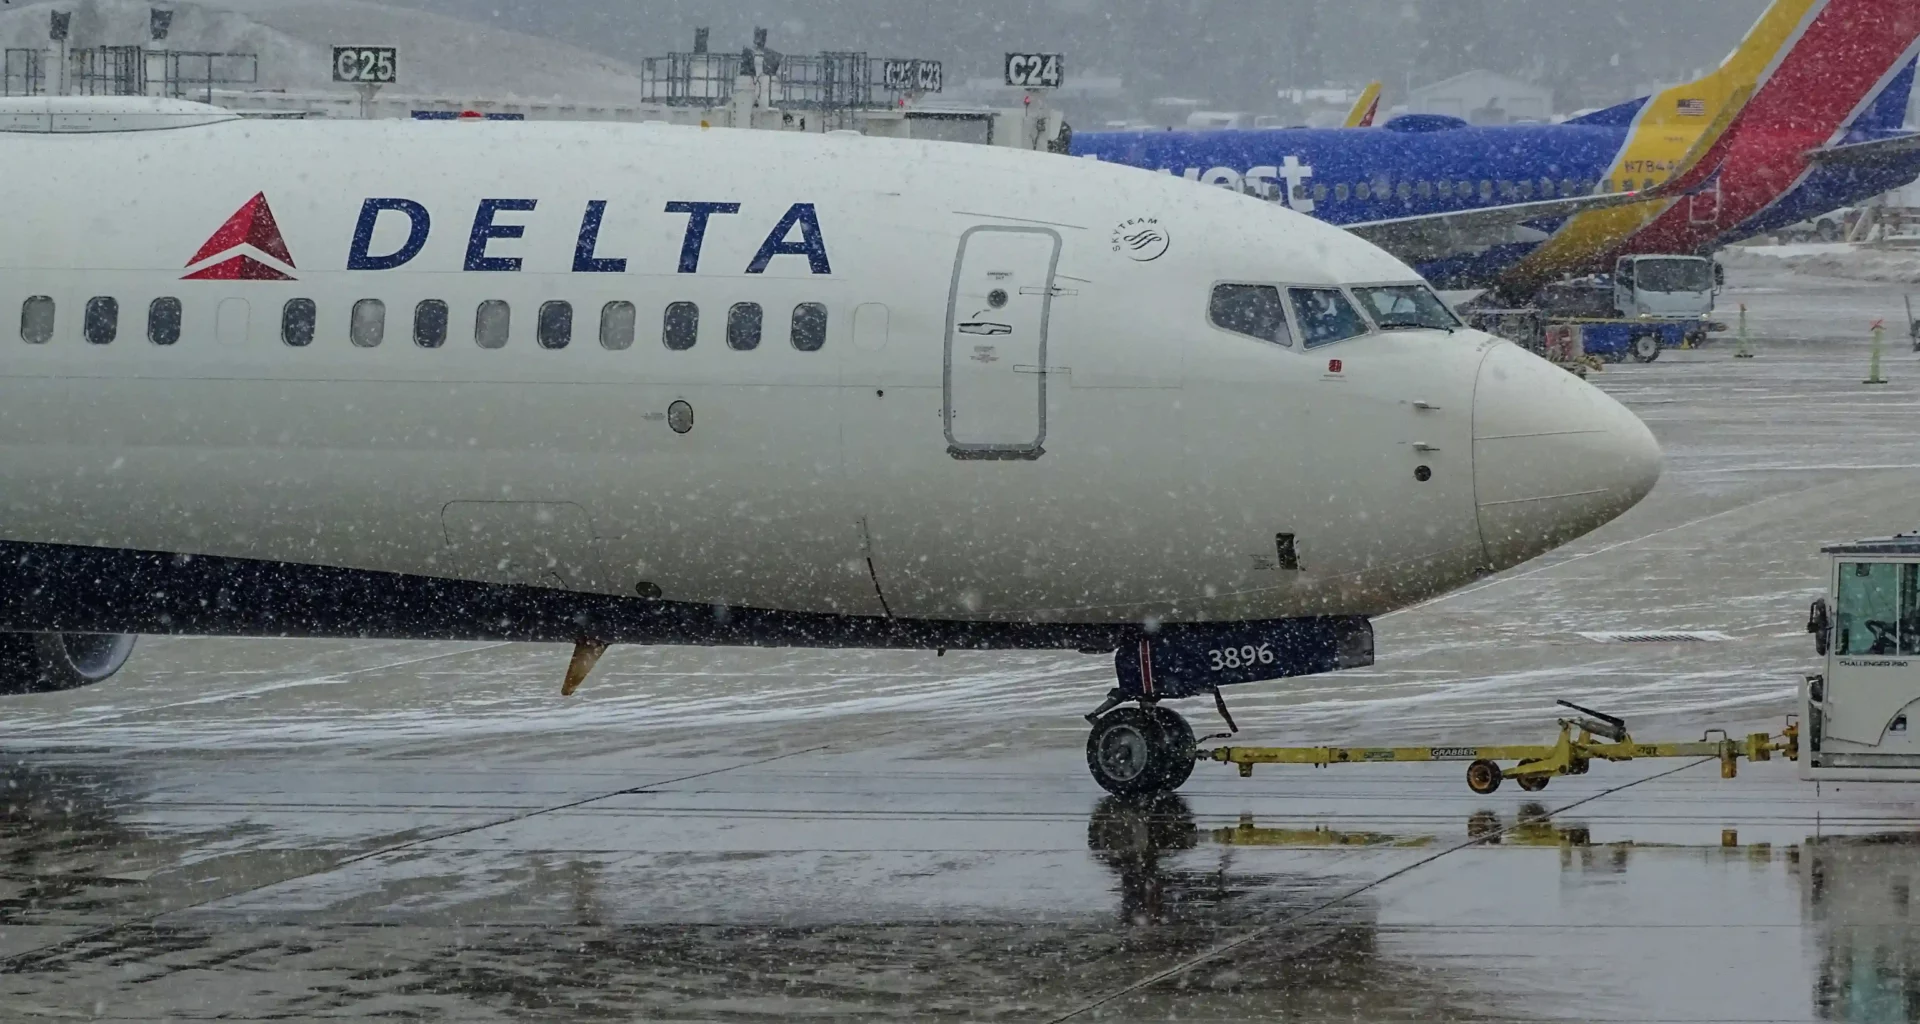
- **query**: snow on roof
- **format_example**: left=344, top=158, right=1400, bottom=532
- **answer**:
left=0, top=0, right=656, bottom=102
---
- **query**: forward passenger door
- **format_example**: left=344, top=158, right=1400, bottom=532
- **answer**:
left=944, top=226, right=1060, bottom=459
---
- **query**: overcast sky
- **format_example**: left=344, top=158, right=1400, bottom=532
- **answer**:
left=378, top=0, right=1773, bottom=111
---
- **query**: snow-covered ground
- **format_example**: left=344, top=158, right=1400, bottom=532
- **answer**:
left=1720, top=240, right=1920, bottom=285
left=0, top=0, right=656, bottom=102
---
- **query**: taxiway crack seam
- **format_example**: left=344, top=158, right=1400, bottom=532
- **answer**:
left=1040, top=756, right=1718, bottom=1023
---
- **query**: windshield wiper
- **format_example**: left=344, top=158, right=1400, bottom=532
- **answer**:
left=1373, top=317, right=1451, bottom=333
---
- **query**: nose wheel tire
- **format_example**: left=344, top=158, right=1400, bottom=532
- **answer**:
left=1465, top=758, right=1504, bottom=795
left=1086, top=705, right=1197, bottom=796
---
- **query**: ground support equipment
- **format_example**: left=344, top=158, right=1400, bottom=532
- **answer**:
left=1199, top=701, right=1799, bottom=795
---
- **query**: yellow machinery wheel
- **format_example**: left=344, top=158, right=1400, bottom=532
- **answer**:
left=1465, top=758, right=1503, bottom=795
left=1515, top=758, right=1550, bottom=792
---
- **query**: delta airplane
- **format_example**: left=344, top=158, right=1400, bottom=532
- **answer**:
left=1074, top=0, right=1920, bottom=293
left=0, top=96, right=1660, bottom=795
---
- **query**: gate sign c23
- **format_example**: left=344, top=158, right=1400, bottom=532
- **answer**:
left=1004, top=52, right=1064, bottom=89
left=333, top=45, right=398, bottom=85
left=882, top=59, right=943, bottom=94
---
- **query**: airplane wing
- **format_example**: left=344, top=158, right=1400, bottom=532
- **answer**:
left=1343, top=82, right=1383, bottom=128
left=1804, top=132, right=1920, bottom=168
left=1344, top=190, right=1665, bottom=261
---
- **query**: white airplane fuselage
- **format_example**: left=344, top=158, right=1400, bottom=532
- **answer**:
left=0, top=103, right=1659, bottom=665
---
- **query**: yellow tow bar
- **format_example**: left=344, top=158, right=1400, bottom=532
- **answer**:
left=1201, top=705, right=1799, bottom=795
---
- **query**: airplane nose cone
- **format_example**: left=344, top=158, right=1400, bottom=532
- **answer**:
left=1472, top=341, right=1661, bottom=569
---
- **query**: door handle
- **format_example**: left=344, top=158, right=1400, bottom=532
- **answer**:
left=1412, top=401, right=1441, bottom=411
left=1412, top=442, right=1440, bottom=452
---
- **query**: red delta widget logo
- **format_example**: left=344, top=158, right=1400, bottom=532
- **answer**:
left=181, top=192, right=297, bottom=281
left=178, top=193, right=834, bottom=279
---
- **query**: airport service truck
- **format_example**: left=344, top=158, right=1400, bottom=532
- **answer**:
left=1804, top=534, right=1920, bottom=780
left=1467, top=254, right=1724, bottom=367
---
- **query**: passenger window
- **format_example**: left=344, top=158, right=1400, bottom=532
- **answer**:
left=475, top=300, right=510, bottom=349
left=791, top=302, right=828, bottom=351
left=413, top=300, right=448, bottom=348
left=538, top=300, right=573, bottom=349
left=1312, top=184, right=1327, bottom=201
left=1416, top=180, right=1432, bottom=199
left=83, top=296, right=118, bottom=345
left=1515, top=180, right=1532, bottom=199
left=1396, top=181, right=1412, bottom=200
left=1436, top=180, right=1452, bottom=198
left=1293, top=183, right=1309, bottom=201
left=599, top=300, right=636, bottom=350
left=281, top=298, right=316, bottom=347
left=1456, top=180, right=1472, bottom=198
left=1355, top=182, right=1371, bottom=200
left=148, top=297, right=181, bottom=345
left=20, top=296, right=53, bottom=344
left=1208, top=283, right=1292, bottom=346
left=1334, top=183, right=1350, bottom=201
left=1561, top=179, right=1578, bottom=196
left=350, top=298, right=385, bottom=348
left=1539, top=178, right=1555, bottom=198
left=1479, top=180, right=1493, bottom=200
left=663, top=301, right=698, bottom=350
left=727, top=302, right=762, bottom=351
left=1288, top=287, right=1369, bottom=348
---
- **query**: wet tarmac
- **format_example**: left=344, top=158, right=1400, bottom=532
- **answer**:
left=6, top=265, right=1920, bottom=1021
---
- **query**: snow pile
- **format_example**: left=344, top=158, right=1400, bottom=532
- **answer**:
left=0, top=0, right=655, bottom=102
left=1720, top=242, right=1920, bottom=284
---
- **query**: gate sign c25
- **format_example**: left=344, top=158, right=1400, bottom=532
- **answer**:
left=333, top=45, right=398, bottom=84
left=882, top=59, right=943, bottom=93
left=1003, top=52, right=1064, bottom=89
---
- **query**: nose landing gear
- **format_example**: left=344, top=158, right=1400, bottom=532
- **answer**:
left=1086, top=703, right=1197, bottom=796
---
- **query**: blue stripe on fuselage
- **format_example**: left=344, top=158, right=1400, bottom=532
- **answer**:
left=1071, top=122, right=1629, bottom=228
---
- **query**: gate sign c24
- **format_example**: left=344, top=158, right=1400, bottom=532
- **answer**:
left=881, top=59, right=943, bottom=93
left=1004, top=52, right=1064, bottom=89
left=332, top=45, right=398, bottom=84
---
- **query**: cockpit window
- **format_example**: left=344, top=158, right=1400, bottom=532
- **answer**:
left=1288, top=287, right=1369, bottom=348
left=1352, top=284, right=1461, bottom=332
left=1208, top=284, right=1293, bottom=346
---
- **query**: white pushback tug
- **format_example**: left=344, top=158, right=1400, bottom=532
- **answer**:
left=0, top=98, right=1662, bottom=794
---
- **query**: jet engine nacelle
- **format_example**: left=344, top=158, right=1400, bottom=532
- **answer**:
left=0, top=632, right=136, bottom=695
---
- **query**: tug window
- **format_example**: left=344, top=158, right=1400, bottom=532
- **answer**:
left=537, top=300, right=573, bottom=349
left=1288, top=287, right=1369, bottom=349
left=1833, top=562, right=1920, bottom=656
left=413, top=299, right=448, bottom=348
left=475, top=300, right=510, bottom=348
left=1208, top=283, right=1292, bottom=346
left=350, top=298, right=385, bottom=348
left=791, top=302, right=828, bottom=351
left=727, top=302, right=762, bottom=351
left=281, top=298, right=316, bottom=347
left=20, top=296, right=54, bottom=344
left=83, top=296, right=118, bottom=345
left=599, top=300, right=636, bottom=350
left=147, top=297, right=182, bottom=346
left=663, top=301, right=698, bottom=350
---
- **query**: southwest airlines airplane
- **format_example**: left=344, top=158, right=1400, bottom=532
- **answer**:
left=1076, top=0, right=1920, bottom=293
left=0, top=97, right=1659, bottom=795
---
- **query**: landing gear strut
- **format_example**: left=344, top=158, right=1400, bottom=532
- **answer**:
left=1085, top=701, right=1197, bottom=796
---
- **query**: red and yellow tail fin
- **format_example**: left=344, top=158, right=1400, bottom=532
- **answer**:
left=1343, top=81, right=1382, bottom=128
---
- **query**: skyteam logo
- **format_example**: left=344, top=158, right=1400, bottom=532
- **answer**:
left=182, top=192, right=297, bottom=281
left=1111, top=217, right=1169, bottom=261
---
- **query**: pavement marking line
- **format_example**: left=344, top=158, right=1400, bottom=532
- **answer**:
left=0, top=742, right=833, bottom=969
left=1039, top=756, right=1716, bottom=1024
